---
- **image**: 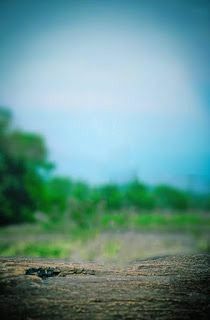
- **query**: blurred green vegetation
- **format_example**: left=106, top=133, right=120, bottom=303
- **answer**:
left=0, top=213, right=210, bottom=260
left=0, top=106, right=210, bottom=230
left=1, top=106, right=209, bottom=261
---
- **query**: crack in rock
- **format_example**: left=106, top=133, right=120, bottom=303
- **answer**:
left=25, top=267, right=61, bottom=279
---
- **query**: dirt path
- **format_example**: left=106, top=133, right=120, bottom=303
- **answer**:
left=0, top=255, right=209, bottom=319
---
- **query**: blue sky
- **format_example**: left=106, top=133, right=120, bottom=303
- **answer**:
left=0, top=0, right=209, bottom=187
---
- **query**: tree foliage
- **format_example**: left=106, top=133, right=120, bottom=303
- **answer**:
left=153, top=185, right=188, bottom=210
left=0, top=107, right=52, bottom=224
left=0, top=107, right=209, bottom=226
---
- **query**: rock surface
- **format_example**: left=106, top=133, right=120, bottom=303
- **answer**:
left=0, top=255, right=209, bottom=319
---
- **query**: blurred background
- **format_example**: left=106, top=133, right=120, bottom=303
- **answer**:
left=0, top=0, right=210, bottom=264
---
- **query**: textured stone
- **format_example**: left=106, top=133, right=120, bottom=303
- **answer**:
left=0, top=255, right=209, bottom=319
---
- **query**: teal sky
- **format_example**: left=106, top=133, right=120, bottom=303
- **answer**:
left=0, top=0, right=210, bottom=187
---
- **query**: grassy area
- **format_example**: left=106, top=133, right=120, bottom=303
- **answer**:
left=100, top=211, right=210, bottom=231
left=0, top=212, right=209, bottom=262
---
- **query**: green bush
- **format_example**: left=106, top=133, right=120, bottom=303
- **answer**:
left=0, top=107, right=209, bottom=228
left=124, top=179, right=155, bottom=209
left=154, top=185, right=189, bottom=210
left=98, top=184, right=123, bottom=210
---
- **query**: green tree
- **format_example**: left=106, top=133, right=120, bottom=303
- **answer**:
left=99, top=184, right=123, bottom=210
left=44, top=177, right=73, bottom=217
left=125, top=179, right=155, bottom=210
left=154, top=184, right=188, bottom=210
left=0, top=107, right=53, bottom=225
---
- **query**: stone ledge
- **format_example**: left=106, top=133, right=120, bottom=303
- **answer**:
left=0, top=255, right=209, bottom=319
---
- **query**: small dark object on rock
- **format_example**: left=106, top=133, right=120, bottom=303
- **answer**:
left=25, top=267, right=61, bottom=279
